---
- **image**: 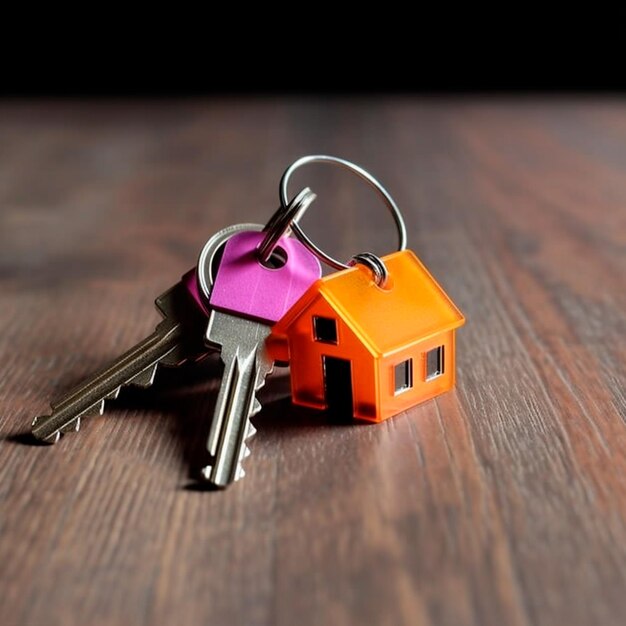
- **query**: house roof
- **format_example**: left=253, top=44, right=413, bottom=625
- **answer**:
left=272, top=249, right=465, bottom=357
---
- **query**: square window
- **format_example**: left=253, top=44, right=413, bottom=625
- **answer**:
left=426, top=346, right=444, bottom=381
left=313, top=316, right=338, bottom=344
left=394, top=359, right=413, bottom=394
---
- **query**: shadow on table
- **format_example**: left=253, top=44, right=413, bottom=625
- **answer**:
left=6, top=356, right=354, bottom=490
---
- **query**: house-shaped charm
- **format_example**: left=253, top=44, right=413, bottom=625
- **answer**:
left=267, top=249, right=465, bottom=422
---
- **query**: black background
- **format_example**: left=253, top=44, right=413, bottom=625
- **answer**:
left=2, top=10, right=625, bottom=95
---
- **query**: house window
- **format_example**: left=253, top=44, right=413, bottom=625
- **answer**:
left=313, top=316, right=338, bottom=344
left=426, top=346, right=445, bottom=381
left=394, top=359, right=413, bottom=394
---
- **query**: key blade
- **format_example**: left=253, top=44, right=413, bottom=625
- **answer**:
left=205, top=311, right=273, bottom=456
left=205, top=346, right=245, bottom=458
left=31, top=321, right=183, bottom=442
left=31, top=282, right=209, bottom=443
left=60, top=416, right=81, bottom=433
left=128, top=364, right=159, bottom=388
left=202, top=348, right=258, bottom=487
left=202, top=311, right=273, bottom=487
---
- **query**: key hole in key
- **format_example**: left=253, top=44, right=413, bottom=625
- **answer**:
left=260, top=246, right=288, bottom=270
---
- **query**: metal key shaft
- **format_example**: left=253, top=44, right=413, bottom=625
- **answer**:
left=32, top=282, right=207, bottom=442
left=202, top=311, right=273, bottom=486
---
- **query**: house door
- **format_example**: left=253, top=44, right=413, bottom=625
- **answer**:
left=323, top=356, right=354, bottom=419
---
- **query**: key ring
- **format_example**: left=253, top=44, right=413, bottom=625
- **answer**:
left=257, top=187, right=316, bottom=265
left=349, top=252, right=390, bottom=289
left=280, top=155, right=407, bottom=271
left=197, top=187, right=317, bottom=301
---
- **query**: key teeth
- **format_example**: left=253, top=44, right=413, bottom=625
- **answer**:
left=44, top=430, right=61, bottom=444
left=30, top=315, right=188, bottom=443
left=235, top=466, right=246, bottom=481
left=159, top=346, right=190, bottom=368
left=60, top=417, right=81, bottom=433
left=33, top=397, right=106, bottom=442
left=90, top=399, right=106, bottom=417
left=129, top=364, right=158, bottom=388
left=246, top=422, right=257, bottom=439
left=31, top=418, right=61, bottom=444
left=105, top=387, right=121, bottom=400
left=32, top=366, right=158, bottom=443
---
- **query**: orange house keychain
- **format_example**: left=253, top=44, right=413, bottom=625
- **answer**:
left=268, top=156, right=466, bottom=422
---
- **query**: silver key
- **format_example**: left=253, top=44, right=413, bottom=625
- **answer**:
left=31, top=223, right=263, bottom=443
left=199, top=200, right=322, bottom=487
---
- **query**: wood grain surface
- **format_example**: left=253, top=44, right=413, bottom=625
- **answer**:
left=0, top=98, right=625, bottom=626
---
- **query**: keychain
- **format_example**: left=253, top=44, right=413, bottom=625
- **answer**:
left=268, top=156, right=465, bottom=422
left=32, top=186, right=321, bottom=488
left=31, top=156, right=465, bottom=487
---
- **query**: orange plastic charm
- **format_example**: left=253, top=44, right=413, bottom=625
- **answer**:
left=267, top=249, right=465, bottom=422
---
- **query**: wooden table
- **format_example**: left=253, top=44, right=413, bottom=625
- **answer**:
left=1, top=99, right=625, bottom=626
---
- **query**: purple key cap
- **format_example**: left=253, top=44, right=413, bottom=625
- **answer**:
left=209, top=231, right=321, bottom=323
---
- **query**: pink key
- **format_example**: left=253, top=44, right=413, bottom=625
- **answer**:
left=209, top=231, right=321, bottom=323
left=202, top=230, right=321, bottom=487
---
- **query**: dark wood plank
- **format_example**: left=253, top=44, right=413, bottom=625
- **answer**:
left=0, top=98, right=625, bottom=626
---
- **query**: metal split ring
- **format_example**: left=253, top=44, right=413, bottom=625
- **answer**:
left=198, top=156, right=406, bottom=300
left=197, top=188, right=317, bottom=300
left=257, top=187, right=316, bottom=265
left=349, top=252, right=390, bottom=288
left=280, top=155, right=407, bottom=270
